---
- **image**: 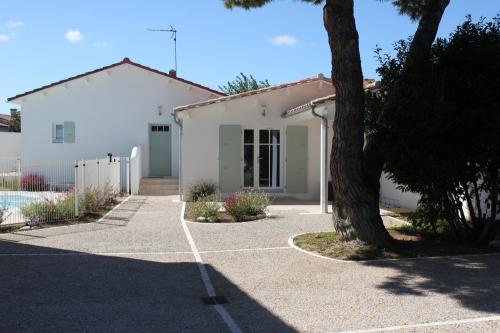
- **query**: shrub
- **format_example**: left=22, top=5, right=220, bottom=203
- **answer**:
left=188, top=181, right=217, bottom=202
left=102, top=182, right=117, bottom=205
left=80, top=186, right=106, bottom=213
left=0, top=178, right=19, bottom=191
left=189, top=195, right=219, bottom=220
left=246, top=191, right=270, bottom=216
left=0, top=206, right=6, bottom=223
left=223, top=191, right=270, bottom=221
left=223, top=193, right=250, bottom=222
left=20, top=191, right=76, bottom=223
left=20, top=174, right=48, bottom=191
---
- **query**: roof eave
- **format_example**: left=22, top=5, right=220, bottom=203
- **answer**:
left=174, top=77, right=333, bottom=113
left=7, top=58, right=225, bottom=102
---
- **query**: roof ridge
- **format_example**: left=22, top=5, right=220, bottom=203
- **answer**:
left=8, top=58, right=224, bottom=102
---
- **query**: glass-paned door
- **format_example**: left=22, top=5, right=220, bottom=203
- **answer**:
left=243, top=129, right=255, bottom=187
left=258, top=129, right=280, bottom=188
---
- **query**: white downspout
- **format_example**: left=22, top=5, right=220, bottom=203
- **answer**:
left=311, top=104, right=329, bottom=214
left=172, top=110, right=183, bottom=200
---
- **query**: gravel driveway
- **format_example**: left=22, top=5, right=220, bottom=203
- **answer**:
left=0, top=196, right=499, bottom=332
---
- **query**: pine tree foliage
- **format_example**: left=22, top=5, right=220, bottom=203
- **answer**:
left=219, top=73, right=271, bottom=95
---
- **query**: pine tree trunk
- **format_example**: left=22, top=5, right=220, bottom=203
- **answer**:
left=324, top=0, right=391, bottom=247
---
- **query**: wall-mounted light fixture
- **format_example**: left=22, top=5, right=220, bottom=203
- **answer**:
left=261, top=105, right=267, bottom=117
left=158, top=105, right=163, bottom=116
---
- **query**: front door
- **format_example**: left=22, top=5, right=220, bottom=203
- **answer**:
left=149, top=124, right=171, bottom=177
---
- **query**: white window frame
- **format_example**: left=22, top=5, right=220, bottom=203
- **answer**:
left=242, top=127, right=283, bottom=190
left=53, top=123, right=64, bottom=143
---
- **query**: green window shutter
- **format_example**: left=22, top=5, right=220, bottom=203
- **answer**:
left=219, top=125, right=242, bottom=194
left=64, top=121, right=75, bottom=143
left=286, top=125, right=308, bottom=193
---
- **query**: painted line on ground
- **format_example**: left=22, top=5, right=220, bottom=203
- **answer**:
left=0, top=247, right=292, bottom=257
left=199, top=246, right=291, bottom=254
left=180, top=202, right=243, bottom=333
left=331, top=315, right=500, bottom=333
left=288, top=235, right=500, bottom=264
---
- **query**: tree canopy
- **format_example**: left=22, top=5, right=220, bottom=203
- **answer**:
left=219, top=73, right=271, bottom=95
left=367, top=15, right=500, bottom=242
left=223, top=0, right=450, bottom=247
left=9, top=110, right=21, bottom=132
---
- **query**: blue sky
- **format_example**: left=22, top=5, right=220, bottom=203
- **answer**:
left=1, top=0, right=498, bottom=113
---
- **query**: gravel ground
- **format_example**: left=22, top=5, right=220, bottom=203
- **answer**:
left=189, top=207, right=500, bottom=333
left=1, top=196, right=499, bottom=332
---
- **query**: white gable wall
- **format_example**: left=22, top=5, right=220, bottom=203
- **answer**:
left=15, top=64, right=216, bottom=178
left=180, top=81, right=334, bottom=200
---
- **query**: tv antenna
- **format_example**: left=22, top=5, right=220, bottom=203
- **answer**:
left=147, top=26, right=178, bottom=73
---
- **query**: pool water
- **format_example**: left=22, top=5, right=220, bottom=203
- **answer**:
left=0, top=195, right=36, bottom=210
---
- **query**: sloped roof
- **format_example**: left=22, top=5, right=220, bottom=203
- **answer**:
left=282, top=94, right=336, bottom=118
left=7, top=58, right=225, bottom=102
left=173, top=76, right=333, bottom=112
left=0, top=114, right=11, bottom=126
left=282, top=80, right=379, bottom=118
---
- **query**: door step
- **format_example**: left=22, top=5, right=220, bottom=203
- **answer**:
left=139, top=178, right=179, bottom=196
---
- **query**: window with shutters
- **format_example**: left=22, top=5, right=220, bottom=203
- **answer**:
left=53, top=123, right=64, bottom=143
left=52, top=121, right=75, bottom=143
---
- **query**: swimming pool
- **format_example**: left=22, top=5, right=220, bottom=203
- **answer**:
left=0, top=195, right=36, bottom=210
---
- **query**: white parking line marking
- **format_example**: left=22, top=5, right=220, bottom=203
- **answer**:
left=332, top=315, right=500, bottom=333
left=0, top=247, right=291, bottom=257
left=180, top=202, right=243, bottom=333
left=199, top=246, right=291, bottom=254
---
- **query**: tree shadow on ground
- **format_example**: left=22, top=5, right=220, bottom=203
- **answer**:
left=363, top=254, right=500, bottom=313
left=0, top=240, right=297, bottom=333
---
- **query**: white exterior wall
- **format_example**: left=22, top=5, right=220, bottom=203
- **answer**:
left=0, top=132, right=21, bottom=160
left=380, top=173, right=420, bottom=209
left=181, top=81, right=334, bottom=200
left=12, top=64, right=216, bottom=178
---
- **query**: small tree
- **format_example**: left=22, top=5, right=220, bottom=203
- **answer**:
left=219, top=73, right=270, bottom=95
left=367, top=16, right=500, bottom=243
left=9, top=110, right=21, bottom=132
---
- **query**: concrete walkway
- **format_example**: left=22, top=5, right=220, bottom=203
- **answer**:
left=1, top=196, right=499, bottom=332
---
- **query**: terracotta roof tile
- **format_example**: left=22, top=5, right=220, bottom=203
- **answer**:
left=173, top=76, right=333, bottom=112
left=0, top=114, right=11, bottom=126
left=282, top=80, right=379, bottom=118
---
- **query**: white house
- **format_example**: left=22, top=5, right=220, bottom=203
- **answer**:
left=174, top=76, right=335, bottom=211
left=8, top=58, right=419, bottom=210
left=7, top=58, right=224, bottom=184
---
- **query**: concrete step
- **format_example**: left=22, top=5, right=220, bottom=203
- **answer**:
left=138, top=177, right=179, bottom=196
left=138, top=188, right=179, bottom=196
left=140, top=177, right=179, bottom=185
left=139, top=183, right=179, bottom=190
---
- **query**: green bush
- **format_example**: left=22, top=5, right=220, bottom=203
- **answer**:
left=0, top=178, right=19, bottom=191
left=223, top=191, right=269, bottom=221
left=20, top=192, right=76, bottom=223
left=188, top=181, right=217, bottom=202
left=80, top=186, right=106, bottom=213
left=246, top=191, right=270, bottom=216
left=189, top=195, right=219, bottom=220
left=0, top=206, right=6, bottom=223
left=102, top=182, right=117, bottom=205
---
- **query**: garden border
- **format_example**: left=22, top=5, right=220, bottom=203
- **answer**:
left=288, top=234, right=500, bottom=264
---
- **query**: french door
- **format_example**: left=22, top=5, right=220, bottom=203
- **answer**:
left=243, top=129, right=281, bottom=188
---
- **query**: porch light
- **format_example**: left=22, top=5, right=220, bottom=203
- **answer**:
left=158, top=105, right=163, bottom=116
